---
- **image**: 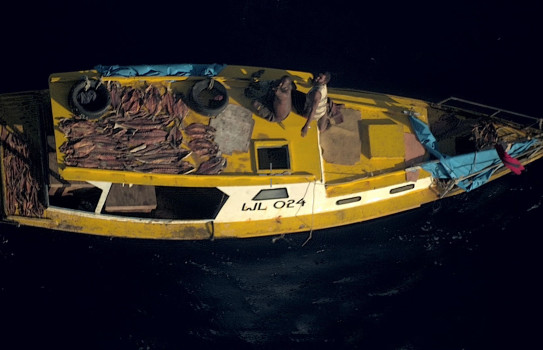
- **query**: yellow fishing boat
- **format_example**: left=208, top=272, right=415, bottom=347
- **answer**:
left=1, top=64, right=542, bottom=240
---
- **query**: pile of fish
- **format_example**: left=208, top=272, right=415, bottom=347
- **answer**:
left=184, top=123, right=227, bottom=175
left=59, top=82, right=227, bottom=175
left=1, top=127, right=44, bottom=217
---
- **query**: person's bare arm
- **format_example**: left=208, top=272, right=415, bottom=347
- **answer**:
left=301, top=90, right=321, bottom=137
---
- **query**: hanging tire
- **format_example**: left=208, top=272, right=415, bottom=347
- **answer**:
left=189, top=79, right=229, bottom=116
left=69, top=78, right=111, bottom=119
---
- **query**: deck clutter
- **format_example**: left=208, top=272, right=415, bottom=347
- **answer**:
left=0, top=127, right=44, bottom=217
left=59, top=81, right=227, bottom=175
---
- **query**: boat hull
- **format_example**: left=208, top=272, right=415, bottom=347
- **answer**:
left=2, top=64, right=542, bottom=240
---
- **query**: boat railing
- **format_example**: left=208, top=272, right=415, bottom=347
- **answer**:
left=436, top=97, right=543, bottom=130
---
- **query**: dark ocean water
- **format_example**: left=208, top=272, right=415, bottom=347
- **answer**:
left=2, top=2, right=543, bottom=349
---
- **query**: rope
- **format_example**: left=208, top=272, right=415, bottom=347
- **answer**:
left=302, top=179, right=317, bottom=247
left=272, top=178, right=316, bottom=245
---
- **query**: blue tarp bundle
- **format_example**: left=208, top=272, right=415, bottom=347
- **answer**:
left=409, top=115, right=536, bottom=191
left=94, top=63, right=227, bottom=77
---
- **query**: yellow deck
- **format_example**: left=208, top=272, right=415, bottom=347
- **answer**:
left=49, top=67, right=323, bottom=186
left=48, top=66, right=430, bottom=191
left=320, top=88, right=430, bottom=192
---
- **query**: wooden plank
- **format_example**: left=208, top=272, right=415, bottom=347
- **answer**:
left=48, top=151, right=94, bottom=196
left=104, top=184, right=157, bottom=213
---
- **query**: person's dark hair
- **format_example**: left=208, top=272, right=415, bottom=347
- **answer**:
left=313, top=72, right=331, bottom=84
left=280, top=75, right=292, bottom=83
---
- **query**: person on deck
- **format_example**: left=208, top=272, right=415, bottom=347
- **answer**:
left=250, top=75, right=295, bottom=123
left=301, top=72, right=331, bottom=137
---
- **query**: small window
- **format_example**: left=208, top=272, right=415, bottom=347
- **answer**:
left=257, top=145, right=290, bottom=170
left=336, top=196, right=361, bottom=205
left=389, top=184, right=415, bottom=194
left=253, top=188, right=289, bottom=201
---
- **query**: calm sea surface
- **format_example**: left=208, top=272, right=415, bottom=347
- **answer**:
left=2, top=2, right=542, bottom=349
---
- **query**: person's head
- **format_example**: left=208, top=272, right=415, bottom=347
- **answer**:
left=314, top=72, right=331, bottom=85
left=280, top=75, right=292, bottom=85
left=279, top=75, right=293, bottom=91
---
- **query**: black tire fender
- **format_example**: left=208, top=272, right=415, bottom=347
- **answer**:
left=69, top=77, right=111, bottom=119
left=189, top=79, right=229, bottom=116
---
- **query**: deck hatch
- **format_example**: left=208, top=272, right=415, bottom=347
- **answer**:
left=254, top=140, right=291, bottom=173
left=252, top=188, right=289, bottom=201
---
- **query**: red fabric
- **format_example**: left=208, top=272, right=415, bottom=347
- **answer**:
left=495, top=144, right=525, bottom=175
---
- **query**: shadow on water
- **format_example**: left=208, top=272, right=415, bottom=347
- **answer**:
left=2, top=159, right=542, bottom=349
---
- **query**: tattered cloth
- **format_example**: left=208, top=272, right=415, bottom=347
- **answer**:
left=319, top=108, right=360, bottom=165
left=409, top=115, right=535, bottom=192
left=95, top=63, right=226, bottom=77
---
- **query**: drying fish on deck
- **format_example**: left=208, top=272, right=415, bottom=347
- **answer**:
left=196, top=156, right=227, bottom=175
left=184, top=122, right=216, bottom=134
left=166, top=126, right=183, bottom=146
left=120, top=87, right=144, bottom=116
left=184, top=122, right=216, bottom=140
left=57, top=83, right=189, bottom=173
left=126, top=129, right=169, bottom=147
left=0, top=127, right=44, bottom=217
left=187, top=138, right=219, bottom=157
left=108, top=81, right=123, bottom=110
left=143, top=84, right=163, bottom=116
left=59, top=118, right=97, bottom=139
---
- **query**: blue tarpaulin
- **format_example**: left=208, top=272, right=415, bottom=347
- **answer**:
left=409, top=115, right=536, bottom=191
left=95, top=63, right=227, bottom=77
